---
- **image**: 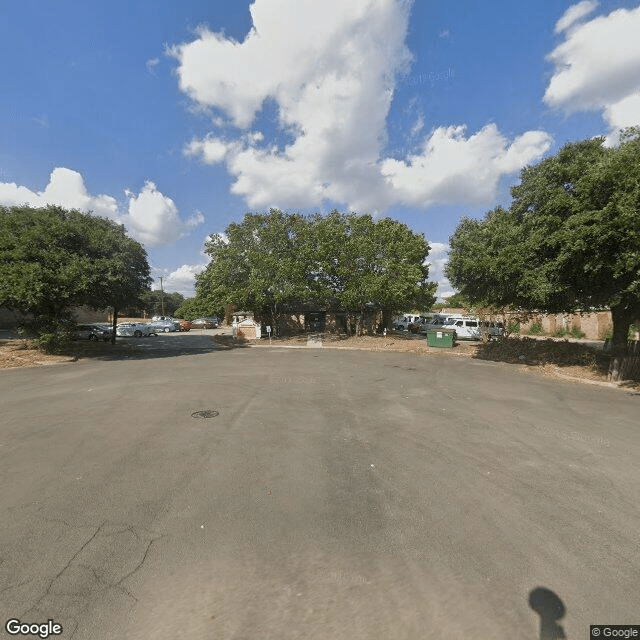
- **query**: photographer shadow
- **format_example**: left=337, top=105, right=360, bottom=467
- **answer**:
left=529, top=587, right=567, bottom=639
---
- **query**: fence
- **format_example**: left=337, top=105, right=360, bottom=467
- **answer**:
left=605, top=340, right=640, bottom=382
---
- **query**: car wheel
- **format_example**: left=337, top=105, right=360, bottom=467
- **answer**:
left=89, top=334, right=98, bottom=341
left=164, top=327, right=170, bottom=333
left=134, top=330, right=142, bottom=337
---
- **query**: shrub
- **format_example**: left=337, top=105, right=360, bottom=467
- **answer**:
left=553, top=327, right=569, bottom=337
left=528, top=322, right=543, bottom=335
left=570, top=326, right=586, bottom=339
left=507, top=321, right=520, bottom=335
left=17, top=316, right=73, bottom=353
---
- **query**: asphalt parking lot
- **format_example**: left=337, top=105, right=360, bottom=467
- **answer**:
left=1, top=339, right=639, bottom=639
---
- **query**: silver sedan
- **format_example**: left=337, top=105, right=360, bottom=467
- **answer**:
left=115, top=322, right=157, bottom=338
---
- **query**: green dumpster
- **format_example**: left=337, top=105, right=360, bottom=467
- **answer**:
left=426, top=328, right=456, bottom=348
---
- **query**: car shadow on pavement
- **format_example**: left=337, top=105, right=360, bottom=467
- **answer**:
left=529, top=587, right=567, bottom=640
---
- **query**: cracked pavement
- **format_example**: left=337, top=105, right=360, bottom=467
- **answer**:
left=1, top=345, right=639, bottom=639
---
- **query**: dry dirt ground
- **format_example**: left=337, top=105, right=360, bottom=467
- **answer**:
left=1, top=331, right=638, bottom=391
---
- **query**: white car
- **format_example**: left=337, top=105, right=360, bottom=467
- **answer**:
left=148, top=319, right=178, bottom=333
left=116, top=322, right=157, bottom=337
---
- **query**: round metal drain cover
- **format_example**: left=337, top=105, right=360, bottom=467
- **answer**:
left=191, top=409, right=219, bottom=419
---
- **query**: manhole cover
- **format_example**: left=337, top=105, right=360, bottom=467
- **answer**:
left=191, top=410, right=219, bottom=419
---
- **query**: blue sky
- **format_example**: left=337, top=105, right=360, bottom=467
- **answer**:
left=1, top=0, right=639, bottom=299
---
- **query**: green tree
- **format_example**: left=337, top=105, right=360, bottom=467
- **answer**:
left=196, top=210, right=314, bottom=333
left=310, top=211, right=435, bottom=333
left=195, top=209, right=436, bottom=335
left=444, top=292, right=471, bottom=309
left=140, top=289, right=185, bottom=317
left=0, top=205, right=152, bottom=344
left=446, top=130, right=640, bottom=352
left=173, top=296, right=223, bottom=321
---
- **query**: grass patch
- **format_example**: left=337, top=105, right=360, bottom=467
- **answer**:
left=570, top=326, right=586, bottom=339
left=528, top=322, right=544, bottom=335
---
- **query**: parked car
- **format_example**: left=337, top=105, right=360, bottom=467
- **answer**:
left=72, top=323, right=112, bottom=342
left=190, top=317, right=219, bottom=329
left=176, top=319, right=191, bottom=331
left=116, top=322, right=157, bottom=337
left=483, top=320, right=505, bottom=339
left=148, top=319, right=177, bottom=333
left=441, top=316, right=482, bottom=340
left=393, top=314, right=423, bottom=331
left=151, top=315, right=175, bottom=322
left=419, top=314, right=463, bottom=334
left=408, top=317, right=433, bottom=333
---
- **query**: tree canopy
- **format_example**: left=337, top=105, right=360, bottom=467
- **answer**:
left=446, top=129, right=640, bottom=350
left=0, top=204, right=152, bottom=325
left=139, top=289, right=185, bottom=317
left=174, top=296, right=224, bottom=321
left=195, top=210, right=436, bottom=333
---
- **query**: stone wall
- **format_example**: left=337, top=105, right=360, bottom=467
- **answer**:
left=517, top=311, right=612, bottom=339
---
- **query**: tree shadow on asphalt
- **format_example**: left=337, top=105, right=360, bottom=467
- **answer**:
left=529, top=587, right=567, bottom=639
left=48, top=333, right=251, bottom=362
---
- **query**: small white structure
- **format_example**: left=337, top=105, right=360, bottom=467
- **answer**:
left=232, top=311, right=262, bottom=339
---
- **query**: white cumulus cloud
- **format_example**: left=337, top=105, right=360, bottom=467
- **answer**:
left=425, top=241, right=454, bottom=301
left=122, top=181, right=204, bottom=247
left=0, top=167, right=118, bottom=217
left=0, top=168, right=203, bottom=247
left=154, top=263, right=208, bottom=298
left=380, top=125, right=552, bottom=207
left=554, top=0, right=598, bottom=33
left=545, top=3, right=640, bottom=143
left=172, top=0, right=549, bottom=213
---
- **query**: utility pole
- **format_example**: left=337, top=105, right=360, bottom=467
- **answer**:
left=160, top=277, right=165, bottom=316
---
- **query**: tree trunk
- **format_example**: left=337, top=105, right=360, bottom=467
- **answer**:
left=382, top=308, right=393, bottom=332
left=610, top=301, right=635, bottom=354
left=110, top=308, right=118, bottom=345
left=608, top=300, right=639, bottom=382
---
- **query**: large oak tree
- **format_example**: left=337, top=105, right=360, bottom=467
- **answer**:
left=195, top=209, right=436, bottom=334
left=446, top=129, right=640, bottom=352
left=0, top=205, right=152, bottom=342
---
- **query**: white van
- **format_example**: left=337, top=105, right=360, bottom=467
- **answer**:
left=441, top=316, right=482, bottom=340
left=419, top=314, right=463, bottom=334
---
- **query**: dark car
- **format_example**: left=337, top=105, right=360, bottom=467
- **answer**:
left=190, top=317, right=219, bottom=329
left=72, top=323, right=112, bottom=342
